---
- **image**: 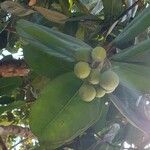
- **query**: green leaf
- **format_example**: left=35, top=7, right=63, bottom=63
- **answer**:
left=109, top=93, right=150, bottom=135
left=0, top=77, right=22, bottom=96
left=24, top=41, right=74, bottom=78
left=112, top=62, right=150, bottom=92
left=108, top=84, right=150, bottom=138
left=111, top=39, right=150, bottom=92
left=0, top=21, right=8, bottom=33
left=111, top=39, right=150, bottom=65
left=0, top=96, right=15, bottom=105
left=125, top=124, right=144, bottom=146
left=30, top=72, right=103, bottom=149
left=16, top=19, right=91, bottom=58
left=102, top=0, right=123, bottom=21
left=16, top=19, right=92, bottom=78
left=113, top=6, right=150, bottom=48
left=0, top=101, right=25, bottom=116
left=92, top=97, right=109, bottom=133
left=31, top=75, right=50, bottom=92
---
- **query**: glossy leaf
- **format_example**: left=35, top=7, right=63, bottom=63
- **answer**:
left=112, top=39, right=150, bottom=65
left=102, top=0, right=123, bottom=21
left=24, top=41, right=74, bottom=78
left=107, top=77, right=150, bottom=139
left=109, top=93, right=150, bottom=135
left=112, top=61, right=150, bottom=92
left=31, top=75, right=50, bottom=92
left=92, top=97, right=109, bottom=133
left=16, top=19, right=91, bottom=58
left=30, top=72, right=103, bottom=149
left=0, top=77, right=22, bottom=96
left=113, top=6, right=150, bottom=48
left=16, top=20, right=92, bottom=78
left=111, top=39, right=150, bottom=92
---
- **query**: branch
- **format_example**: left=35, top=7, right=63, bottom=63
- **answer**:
left=73, top=0, right=90, bottom=15
left=0, top=125, right=36, bottom=139
left=0, top=59, right=30, bottom=77
left=116, top=0, right=141, bottom=21
left=0, top=136, right=8, bottom=150
left=89, top=0, right=141, bottom=42
left=104, top=0, right=141, bottom=52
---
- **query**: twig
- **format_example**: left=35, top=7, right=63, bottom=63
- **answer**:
left=0, top=59, right=30, bottom=77
left=66, top=15, right=100, bottom=22
left=0, top=125, right=36, bottom=138
left=0, top=136, right=8, bottom=150
left=73, top=0, right=90, bottom=15
left=116, top=0, right=141, bottom=21
left=104, top=0, right=141, bottom=52
left=89, top=0, right=140, bottom=43
left=4, top=27, right=16, bottom=34
left=106, top=0, right=140, bottom=37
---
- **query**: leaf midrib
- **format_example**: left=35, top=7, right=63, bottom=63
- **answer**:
left=43, top=99, right=102, bottom=147
left=40, top=83, right=82, bottom=136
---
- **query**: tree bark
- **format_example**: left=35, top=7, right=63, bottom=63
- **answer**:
left=0, top=59, right=30, bottom=77
left=0, top=136, right=8, bottom=150
left=0, top=125, right=36, bottom=139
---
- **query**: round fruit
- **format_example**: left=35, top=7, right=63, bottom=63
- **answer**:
left=74, top=62, right=91, bottom=79
left=96, top=87, right=106, bottom=98
left=105, top=88, right=116, bottom=93
left=79, top=84, right=96, bottom=102
left=88, top=69, right=100, bottom=85
left=75, top=48, right=90, bottom=62
left=99, top=70, right=119, bottom=91
left=91, top=46, right=106, bottom=62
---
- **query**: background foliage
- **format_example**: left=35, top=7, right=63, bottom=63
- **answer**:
left=0, top=0, right=150, bottom=150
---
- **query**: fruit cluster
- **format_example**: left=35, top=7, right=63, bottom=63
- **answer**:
left=74, top=46, right=119, bottom=102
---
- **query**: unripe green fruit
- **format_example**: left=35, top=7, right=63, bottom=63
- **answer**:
left=99, top=70, right=119, bottom=91
left=88, top=69, right=100, bottom=85
left=96, top=88, right=106, bottom=98
left=79, top=84, right=96, bottom=102
left=105, top=88, right=116, bottom=93
left=75, top=49, right=90, bottom=62
left=91, top=46, right=106, bottom=62
left=74, top=62, right=91, bottom=79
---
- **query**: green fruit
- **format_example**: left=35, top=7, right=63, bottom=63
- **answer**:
left=79, top=84, right=96, bottom=102
left=96, top=87, right=106, bottom=98
left=74, top=62, right=91, bottom=79
left=88, top=69, right=100, bottom=85
left=91, top=46, right=106, bottom=62
left=75, top=48, right=90, bottom=62
left=100, top=70, right=119, bottom=91
left=105, top=88, right=115, bottom=93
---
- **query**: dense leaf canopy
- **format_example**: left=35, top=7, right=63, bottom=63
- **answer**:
left=0, top=0, right=150, bottom=150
